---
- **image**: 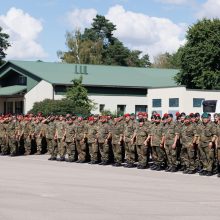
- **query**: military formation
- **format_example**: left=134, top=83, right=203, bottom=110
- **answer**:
left=1, top=111, right=220, bottom=177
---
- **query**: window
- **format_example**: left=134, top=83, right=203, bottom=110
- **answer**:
left=193, top=98, right=204, bottom=107
left=169, top=98, right=179, bottom=107
left=54, top=85, right=67, bottom=95
left=99, top=104, right=105, bottom=112
left=117, top=105, right=126, bottom=115
left=152, top=99, right=161, bottom=108
left=135, top=105, right=147, bottom=115
left=15, top=101, right=23, bottom=114
left=19, top=76, right=27, bottom=85
left=6, top=102, right=13, bottom=113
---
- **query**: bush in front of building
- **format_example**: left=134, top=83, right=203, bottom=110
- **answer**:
left=29, top=99, right=90, bottom=116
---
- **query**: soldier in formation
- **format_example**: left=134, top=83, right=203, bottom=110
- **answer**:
left=0, top=111, right=220, bottom=177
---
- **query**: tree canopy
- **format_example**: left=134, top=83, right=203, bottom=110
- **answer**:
left=175, top=18, right=220, bottom=89
left=58, top=15, right=151, bottom=67
left=0, top=27, right=10, bottom=65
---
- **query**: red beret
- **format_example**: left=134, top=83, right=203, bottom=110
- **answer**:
left=175, top=112, right=180, bottom=116
left=124, top=113, right=130, bottom=117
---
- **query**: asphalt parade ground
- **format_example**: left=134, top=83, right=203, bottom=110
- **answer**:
left=0, top=155, right=219, bottom=220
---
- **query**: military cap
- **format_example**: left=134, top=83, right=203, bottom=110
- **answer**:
left=185, top=115, right=191, bottom=119
left=201, top=112, right=209, bottom=118
left=194, top=112, right=200, bottom=117
left=189, top=113, right=195, bottom=118
left=124, top=113, right=130, bottom=117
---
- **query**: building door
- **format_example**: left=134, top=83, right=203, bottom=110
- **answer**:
left=15, top=101, right=24, bottom=114
left=5, top=102, right=13, bottom=114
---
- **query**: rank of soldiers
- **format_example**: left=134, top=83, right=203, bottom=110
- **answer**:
left=0, top=111, right=220, bottom=177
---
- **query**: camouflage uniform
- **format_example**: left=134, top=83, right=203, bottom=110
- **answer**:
left=96, top=120, right=111, bottom=164
left=0, top=120, right=6, bottom=154
left=124, top=119, right=136, bottom=167
left=44, top=118, right=57, bottom=160
left=150, top=122, right=166, bottom=169
left=7, top=119, right=19, bottom=156
left=111, top=118, right=125, bottom=166
left=33, top=120, right=43, bottom=155
left=64, top=121, right=77, bottom=162
left=86, top=120, right=99, bottom=164
left=180, top=122, right=198, bottom=173
left=75, top=120, right=87, bottom=162
left=1, top=119, right=9, bottom=155
left=20, top=119, right=32, bottom=155
left=135, top=121, right=150, bottom=168
left=197, top=121, right=217, bottom=174
left=163, top=121, right=179, bottom=171
left=55, top=120, right=65, bottom=161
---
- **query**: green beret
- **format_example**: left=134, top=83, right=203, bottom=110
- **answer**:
left=202, top=112, right=209, bottom=118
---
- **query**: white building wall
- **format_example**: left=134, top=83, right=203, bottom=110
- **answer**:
left=54, top=93, right=148, bottom=114
left=24, top=80, right=53, bottom=113
left=148, top=86, right=220, bottom=117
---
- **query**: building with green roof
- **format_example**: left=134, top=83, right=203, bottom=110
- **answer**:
left=0, top=60, right=178, bottom=114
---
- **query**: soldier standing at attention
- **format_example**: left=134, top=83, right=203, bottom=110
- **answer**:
left=33, top=117, right=43, bottom=155
left=197, top=112, right=217, bottom=176
left=179, top=116, right=198, bottom=174
left=111, top=115, right=124, bottom=167
left=1, top=116, right=9, bottom=155
left=0, top=116, right=5, bottom=154
left=213, top=113, right=220, bottom=177
left=75, top=116, right=87, bottom=163
left=63, top=116, right=77, bottom=162
left=55, top=115, right=65, bottom=161
left=44, top=116, right=57, bottom=161
left=7, top=116, right=19, bottom=156
left=123, top=113, right=136, bottom=168
left=135, top=112, right=151, bottom=169
left=86, top=115, right=99, bottom=164
left=96, top=116, right=112, bottom=165
left=149, top=114, right=166, bottom=171
left=163, top=114, right=179, bottom=172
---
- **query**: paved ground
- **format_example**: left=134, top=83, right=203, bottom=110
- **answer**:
left=0, top=155, right=220, bottom=220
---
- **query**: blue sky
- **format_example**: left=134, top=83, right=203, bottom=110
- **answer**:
left=0, top=0, right=219, bottom=61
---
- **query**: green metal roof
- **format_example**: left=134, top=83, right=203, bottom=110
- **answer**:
left=1, top=60, right=178, bottom=88
left=0, top=85, right=27, bottom=96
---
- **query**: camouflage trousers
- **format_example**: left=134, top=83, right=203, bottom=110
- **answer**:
left=136, top=145, right=149, bottom=166
left=76, top=139, right=87, bottom=162
left=57, top=138, right=66, bottom=158
left=99, top=142, right=110, bottom=163
left=0, top=137, right=9, bottom=155
left=88, top=142, right=99, bottom=162
left=124, top=142, right=136, bottom=164
left=181, top=142, right=196, bottom=171
left=23, top=136, right=32, bottom=155
left=198, top=143, right=215, bottom=172
left=64, top=141, right=77, bottom=161
left=35, top=137, right=42, bottom=154
left=152, top=145, right=166, bottom=166
left=164, top=143, right=178, bottom=168
left=112, top=142, right=124, bottom=164
left=8, top=137, right=18, bottom=155
left=47, top=138, right=57, bottom=159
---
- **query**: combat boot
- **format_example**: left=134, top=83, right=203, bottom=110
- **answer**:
left=57, top=157, right=65, bottom=161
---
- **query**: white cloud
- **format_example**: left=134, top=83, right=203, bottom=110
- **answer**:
left=196, top=0, right=220, bottom=19
left=106, top=5, right=186, bottom=60
left=66, top=8, right=97, bottom=30
left=0, top=7, right=47, bottom=60
left=156, top=0, right=190, bottom=5
left=65, top=5, right=186, bottom=60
